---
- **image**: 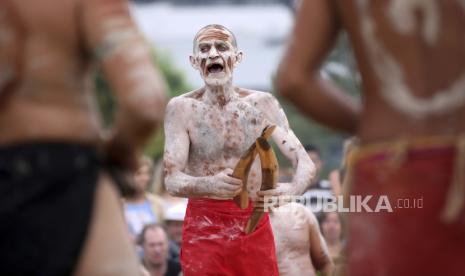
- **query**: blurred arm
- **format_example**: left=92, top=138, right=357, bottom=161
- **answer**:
left=276, top=0, right=359, bottom=134
left=81, top=0, right=167, bottom=169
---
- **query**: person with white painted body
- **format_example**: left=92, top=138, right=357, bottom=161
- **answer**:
left=270, top=203, right=334, bottom=276
left=0, top=0, right=166, bottom=275
left=277, top=0, right=465, bottom=275
left=163, top=24, right=314, bottom=275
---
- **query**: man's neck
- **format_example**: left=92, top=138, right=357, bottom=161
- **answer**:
left=204, top=82, right=236, bottom=107
left=145, top=260, right=167, bottom=276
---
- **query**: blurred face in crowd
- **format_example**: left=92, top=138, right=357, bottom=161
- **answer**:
left=133, top=164, right=151, bottom=193
left=166, top=220, right=184, bottom=244
left=143, top=228, right=169, bottom=267
left=190, top=25, right=243, bottom=87
left=321, top=212, right=342, bottom=242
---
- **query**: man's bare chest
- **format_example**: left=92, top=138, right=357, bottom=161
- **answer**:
left=186, top=101, right=266, bottom=159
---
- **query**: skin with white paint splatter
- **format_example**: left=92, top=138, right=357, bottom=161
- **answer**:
left=277, top=0, right=465, bottom=141
left=270, top=203, right=334, bottom=276
left=164, top=25, right=314, bottom=201
left=95, top=16, right=166, bottom=122
left=358, top=0, right=465, bottom=118
left=278, top=1, right=465, bottom=273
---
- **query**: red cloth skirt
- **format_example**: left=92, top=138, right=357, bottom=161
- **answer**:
left=180, top=198, right=279, bottom=276
left=347, top=145, right=465, bottom=276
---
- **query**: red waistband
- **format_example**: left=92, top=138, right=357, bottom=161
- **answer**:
left=356, top=145, right=455, bottom=165
left=187, top=198, right=254, bottom=215
left=346, top=135, right=465, bottom=223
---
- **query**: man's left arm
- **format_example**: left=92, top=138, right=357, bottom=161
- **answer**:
left=256, top=93, right=315, bottom=198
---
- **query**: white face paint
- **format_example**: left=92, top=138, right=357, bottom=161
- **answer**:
left=190, top=29, right=242, bottom=87
left=357, top=0, right=465, bottom=118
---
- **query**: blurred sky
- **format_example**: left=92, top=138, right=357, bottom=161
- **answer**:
left=131, top=2, right=294, bottom=91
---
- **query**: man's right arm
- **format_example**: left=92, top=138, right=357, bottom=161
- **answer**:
left=81, top=0, right=167, bottom=169
left=163, top=98, right=242, bottom=198
left=276, top=0, right=359, bottom=134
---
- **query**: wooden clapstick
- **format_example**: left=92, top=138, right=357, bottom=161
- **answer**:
left=244, top=136, right=279, bottom=234
left=232, top=125, right=276, bottom=209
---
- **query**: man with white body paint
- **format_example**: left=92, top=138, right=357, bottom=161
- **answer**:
left=276, top=0, right=465, bottom=275
left=163, top=24, right=314, bottom=275
left=0, top=0, right=166, bottom=275
left=270, top=203, right=334, bottom=276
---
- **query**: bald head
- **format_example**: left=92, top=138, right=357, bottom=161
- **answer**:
left=193, top=24, right=238, bottom=52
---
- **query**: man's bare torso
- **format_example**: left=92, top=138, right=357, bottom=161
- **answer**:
left=165, top=24, right=312, bottom=202
left=0, top=0, right=99, bottom=144
left=270, top=203, right=318, bottom=276
left=335, top=0, right=465, bottom=141
left=176, top=87, right=277, bottom=197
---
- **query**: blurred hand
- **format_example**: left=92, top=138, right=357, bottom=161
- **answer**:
left=101, top=136, right=139, bottom=197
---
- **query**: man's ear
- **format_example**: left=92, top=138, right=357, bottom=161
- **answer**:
left=234, top=51, right=243, bottom=67
left=189, top=55, right=199, bottom=70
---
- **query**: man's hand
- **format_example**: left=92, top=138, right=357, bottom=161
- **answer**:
left=254, top=182, right=295, bottom=210
left=205, top=168, right=243, bottom=199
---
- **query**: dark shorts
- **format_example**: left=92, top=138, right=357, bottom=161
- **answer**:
left=0, top=143, right=100, bottom=276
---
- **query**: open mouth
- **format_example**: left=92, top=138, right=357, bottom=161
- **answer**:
left=207, top=63, right=224, bottom=74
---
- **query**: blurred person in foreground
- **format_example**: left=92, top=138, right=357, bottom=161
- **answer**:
left=277, top=0, right=465, bottom=275
left=0, top=0, right=166, bottom=275
left=163, top=24, right=314, bottom=275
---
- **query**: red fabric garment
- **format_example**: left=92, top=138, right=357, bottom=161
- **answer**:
left=180, top=198, right=279, bottom=276
left=347, top=146, right=465, bottom=276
